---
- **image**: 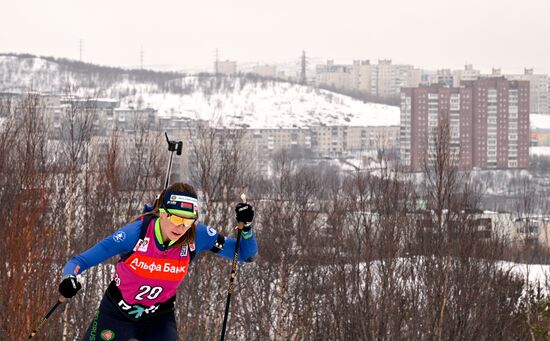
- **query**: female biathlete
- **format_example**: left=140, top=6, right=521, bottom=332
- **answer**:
left=58, top=182, right=258, bottom=340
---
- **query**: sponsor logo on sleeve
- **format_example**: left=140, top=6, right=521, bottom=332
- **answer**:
left=207, top=226, right=217, bottom=236
left=113, top=231, right=126, bottom=243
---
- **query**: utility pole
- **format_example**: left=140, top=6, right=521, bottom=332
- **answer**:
left=140, top=46, right=144, bottom=69
left=300, top=50, right=307, bottom=85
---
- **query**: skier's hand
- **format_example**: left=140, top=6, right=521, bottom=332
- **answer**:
left=235, top=203, right=254, bottom=230
left=59, top=275, right=82, bottom=298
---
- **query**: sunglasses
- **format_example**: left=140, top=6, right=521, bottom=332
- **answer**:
left=167, top=213, right=196, bottom=227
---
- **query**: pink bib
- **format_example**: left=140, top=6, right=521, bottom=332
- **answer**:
left=114, top=218, right=190, bottom=306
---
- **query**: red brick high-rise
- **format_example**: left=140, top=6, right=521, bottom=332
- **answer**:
left=400, top=77, right=529, bottom=172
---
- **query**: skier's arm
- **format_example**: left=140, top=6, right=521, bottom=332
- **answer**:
left=62, top=220, right=142, bottom=276
left=194, top=224, right=258, bottom=262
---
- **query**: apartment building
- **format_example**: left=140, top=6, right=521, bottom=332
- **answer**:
left=452, top=64, right=481, bottom=87
left=400, top=78, right=530, bottom=171
left=316, top=59, right=421, bottom=97
left=505, top=68, right=549, bottom=115
left=315, top=60, right=354, bottom=90
left=252, top=64, right=278, bottom=78
left=214, top=60, right=237, bottom=76
left=346, top=126, right=400, bottom=152
left=375, top=59, right=420, bottom=97
left=424, top=66, right=549, bottom=116
left=419, top=65, right=481, bottom=88
left=243, top=125, right=399, bottom=159
left=351, top=60, right=374, bottom=93
left=108, top=108, right=158, bottom=132
left=245, top=128, right=311, bottom=154
left=436, top=69, right=454, bottom=86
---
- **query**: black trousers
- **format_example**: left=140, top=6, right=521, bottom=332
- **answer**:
left=83, top=295, right=177, bottom=341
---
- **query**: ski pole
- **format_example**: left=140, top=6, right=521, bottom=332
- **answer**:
left=163, top=132, right=183, bottom=190
left=220, top=194, right=246, bottom=341
left=142, top=133, right=183, bottom=213
left=29, top=265, right=80, bottom=340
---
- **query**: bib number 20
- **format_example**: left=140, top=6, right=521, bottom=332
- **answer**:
left=135, top=285, right=163, bottom=300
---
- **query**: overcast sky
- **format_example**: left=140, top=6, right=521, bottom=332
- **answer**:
left=1, top=0, right=549, bottom=73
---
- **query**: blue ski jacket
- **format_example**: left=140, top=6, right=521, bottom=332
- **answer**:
left=63, top=220, right=258, bottom=277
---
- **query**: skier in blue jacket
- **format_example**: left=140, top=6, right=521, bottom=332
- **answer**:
left=59, top=182, right=258, bottom=341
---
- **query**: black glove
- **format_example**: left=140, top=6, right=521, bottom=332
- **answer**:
left=59, top=275, right=82, bottom=298
left=235, top=203, right=254, bottom=229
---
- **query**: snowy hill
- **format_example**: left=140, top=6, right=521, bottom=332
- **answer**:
left=3, top=54, right=550, bottom=131
left=0, top=54, right=400, bottom=129
left=132, top=77, right=400, bottom=129
left=0, top=53, right=182, bottom=94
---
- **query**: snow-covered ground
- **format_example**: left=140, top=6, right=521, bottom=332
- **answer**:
left=132, top=77, right=400, bottom=129
left=500, top=261, right=550, bottom=292
left=530, top=146, right=550, bottom=156
left=531, top=114, right=550, bottom=130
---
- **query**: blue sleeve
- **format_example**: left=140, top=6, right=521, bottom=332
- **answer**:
left=194, top=224, right=258, bottom=262
left=62, top=220, right=142, bottom=277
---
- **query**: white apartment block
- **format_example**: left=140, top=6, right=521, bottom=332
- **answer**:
left=316, top=59, right=421, bottom=97
left=505, top=68, right=549, bottom=115
left=315, top=60, right=355, bottom=90
left=252, top=64, right=278, bottom=78
left=346, top=126, right=400, bottom=151
left=214, top=60, right=237, bottom=76
left=245, top=128, right=311, bottom=154
left=243, top=125, right=399, bottom=158
left=351, top=60, right=375, bottom=93
left=452, top=64, right=481, bottom=87
left=375, top=59, right=421, bottom=97
left=310, top=126, right=347, bottom=155
left=407, top=68, right=423, bottom=90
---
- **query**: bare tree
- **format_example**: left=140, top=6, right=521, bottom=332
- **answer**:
left=177, top=123, right=255, bottom=340
left=0, top=94, right=61, bottom=340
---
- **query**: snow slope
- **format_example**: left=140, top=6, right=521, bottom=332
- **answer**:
left=0, top=55, right=400, bottom=129
left=131, top=77, right=400, bottom=129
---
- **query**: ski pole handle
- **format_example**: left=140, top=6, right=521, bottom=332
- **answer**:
left=163, top=132, right=183, bottom=190
left=236, top=193, right=247, bottom=229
